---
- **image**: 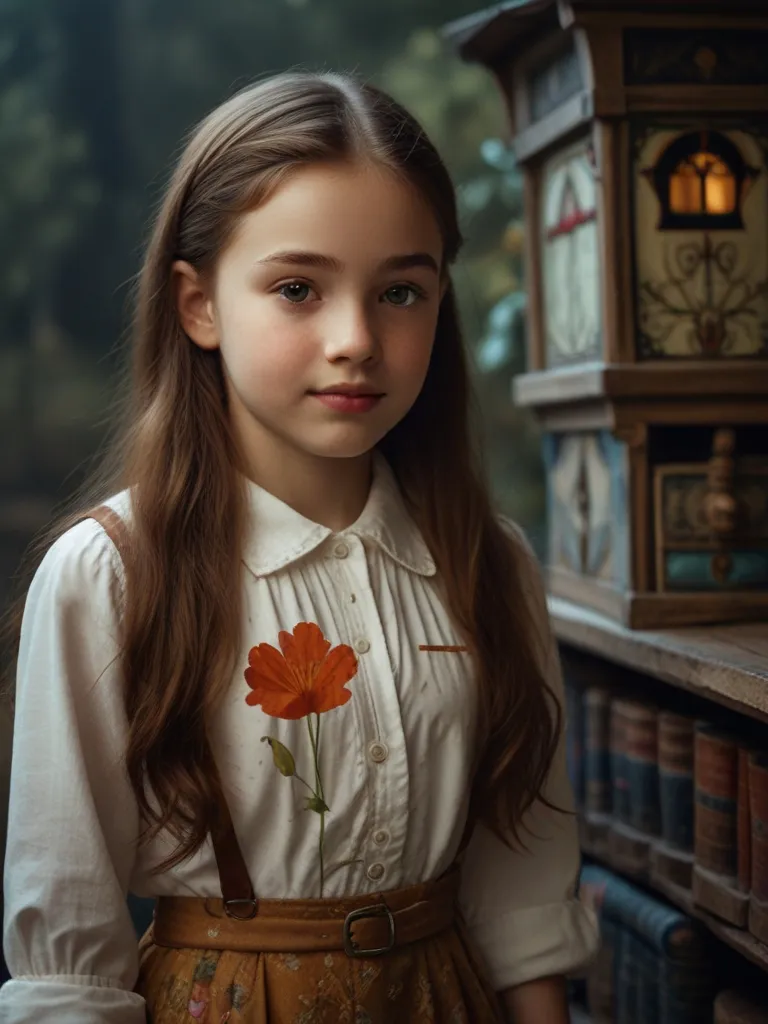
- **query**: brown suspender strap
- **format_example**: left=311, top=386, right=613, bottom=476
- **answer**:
left=87, top=504, right=257, bottom=917
left=208, top=817, right=258, bottom=916
left=88, top=504, right=132, bottom=558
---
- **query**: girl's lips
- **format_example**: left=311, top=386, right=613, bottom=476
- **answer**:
left=311, top=392, right=383, bottom=413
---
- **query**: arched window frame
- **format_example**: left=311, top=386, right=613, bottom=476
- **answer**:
left=644, top=129, right=758, bottom=231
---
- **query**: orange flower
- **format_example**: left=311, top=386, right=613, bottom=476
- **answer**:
left=244, top=622, right=358, bottom=720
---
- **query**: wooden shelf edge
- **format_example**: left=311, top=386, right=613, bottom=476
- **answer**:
left=550, top=595, right=768, bottom=725
left=513, top=361, right=768, bottom=409
left=580, top=821, right=768, bottom=974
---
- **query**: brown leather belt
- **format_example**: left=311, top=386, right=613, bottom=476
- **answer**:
left=152, top=867, right=460, bottom=958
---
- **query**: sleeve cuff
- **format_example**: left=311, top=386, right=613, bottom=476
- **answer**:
left=0, top=978, right=146, bottom=1024
left=466, top=898, right=600, bottom=992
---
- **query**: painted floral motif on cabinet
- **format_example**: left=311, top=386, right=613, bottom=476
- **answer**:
left=543, top=431, right=629, bottom=588
left=541, top=138, right=602, bottom=367
left=634, top=121, right=768, bottom=359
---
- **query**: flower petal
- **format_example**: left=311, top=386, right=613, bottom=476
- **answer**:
left=245, top=643, right=302, bottom=697
left=245, top=641, right=313, bottom=718
left=244, top=623, right=357, bottom=720
left=251, top=688, right=314, bottom=720
left=309, top=643, right=358, bottom=714
left=280, top=622, right=330, bottom=677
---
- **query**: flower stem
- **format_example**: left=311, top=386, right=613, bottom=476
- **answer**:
left=314, top=714, right=326, bottom=803
left=293, top=772, right=315, bottom=795
left=307, top=714, right=326, bottom=896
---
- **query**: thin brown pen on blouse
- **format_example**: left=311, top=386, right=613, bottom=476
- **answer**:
left=418, top=644, right=468, bottom=653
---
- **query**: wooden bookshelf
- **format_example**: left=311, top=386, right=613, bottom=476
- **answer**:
left=550, top=596, right=768, bottom=725
left=580, top=820, right=768, bottom=975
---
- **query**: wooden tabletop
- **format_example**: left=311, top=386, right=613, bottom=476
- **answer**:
left=549, top=596, right=768, bottom=725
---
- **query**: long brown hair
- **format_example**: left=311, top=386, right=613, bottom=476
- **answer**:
left=2, top=72, right=559, bottom=869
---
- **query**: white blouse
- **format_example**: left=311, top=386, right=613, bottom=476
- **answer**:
left=1, top=456, right=598, bottom=1022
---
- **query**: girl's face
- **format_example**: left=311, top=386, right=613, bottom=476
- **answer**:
left=175, top=160, right=445, bottom=476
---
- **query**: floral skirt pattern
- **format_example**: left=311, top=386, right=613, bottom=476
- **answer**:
left=136, top=917, right=505, bottom=1024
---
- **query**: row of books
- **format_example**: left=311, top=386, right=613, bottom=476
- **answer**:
left=566, top=678, right=768, bottom=944
left=579, top=862, right=713, bottom=1023
left=578, top=863, right=768, bottom=1023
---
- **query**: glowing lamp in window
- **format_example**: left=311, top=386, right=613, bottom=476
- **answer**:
left=643, top=130, right=758, bottom=231
left=669, top=153, right=737, bottom=216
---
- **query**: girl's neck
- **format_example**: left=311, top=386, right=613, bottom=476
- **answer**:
left=242, top=446, right=374, bottom=532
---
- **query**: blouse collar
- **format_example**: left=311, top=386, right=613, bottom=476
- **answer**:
left=241, top=453, right=437, bottom=579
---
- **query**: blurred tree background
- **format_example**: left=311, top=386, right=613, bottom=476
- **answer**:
left=0, top=0, right=544, bottom=609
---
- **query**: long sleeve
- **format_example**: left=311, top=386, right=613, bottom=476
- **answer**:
left=458, top=524, right=599, bottom=991
left=1, top=519, right=146, bottom=1023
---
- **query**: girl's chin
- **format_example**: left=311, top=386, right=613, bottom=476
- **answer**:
left=296, top=427, right=391, bottom=461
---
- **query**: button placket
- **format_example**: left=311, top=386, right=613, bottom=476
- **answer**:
left=335, top=540, right=409, bottom=887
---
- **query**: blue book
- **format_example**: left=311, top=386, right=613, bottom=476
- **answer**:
left=580, top=864, right=715, bottom=1023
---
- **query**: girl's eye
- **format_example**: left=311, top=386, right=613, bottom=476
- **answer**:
left=278, top=282, right=313, bottom=304
left=384, top=285, right=422, bottom=307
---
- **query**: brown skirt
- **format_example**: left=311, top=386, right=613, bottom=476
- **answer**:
left=136, top=916, right=505, bottom=1023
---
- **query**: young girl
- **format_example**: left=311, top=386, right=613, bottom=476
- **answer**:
left=1, top=72, right=597, bottom=1023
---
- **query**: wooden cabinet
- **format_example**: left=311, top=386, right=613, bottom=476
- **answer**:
left=445, top=0, right=768, bottom=629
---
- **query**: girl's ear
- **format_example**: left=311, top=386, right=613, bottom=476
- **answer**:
left=172, top=260, right=220, bottom=351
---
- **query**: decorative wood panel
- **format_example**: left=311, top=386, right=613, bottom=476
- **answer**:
left=527, top=38, right=583, bottom=122
left=541, top=138, right=603, bottom=367
left=544, top=430, right=629, bottom=588
left=624, top=29, right=768, bottom=87
left=633, top=120, right=768, bottom=359
left=653, top=460, right=768, bottom=592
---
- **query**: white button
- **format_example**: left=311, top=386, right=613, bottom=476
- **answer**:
left=354, top=638, right=371, bottom=654
left=373, top=828, right=390, bottom=846
left=333, top=541, right=349, bottom=559
left=367, top=862, right=385, bottom=881
left=368, top=741, right=389, bottom=763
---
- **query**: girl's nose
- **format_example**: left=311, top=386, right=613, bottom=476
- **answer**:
left=323, top=303, right=381, bottom=364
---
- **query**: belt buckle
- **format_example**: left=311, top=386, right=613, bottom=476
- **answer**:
left=224, top=897, right=258, bottom=920
left=343, top=903, right=396, bottom=958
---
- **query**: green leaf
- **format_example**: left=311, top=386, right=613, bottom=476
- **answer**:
left=305, top=795, right=330, bottom=814
left=261, top=736, right=296, bottom=777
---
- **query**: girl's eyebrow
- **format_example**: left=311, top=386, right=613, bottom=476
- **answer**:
left=255, top=250, right=440, bottom=274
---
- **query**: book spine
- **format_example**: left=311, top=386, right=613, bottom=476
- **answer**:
left=611, top=699, right=631, bottom=824
left=658, top=712, right=695, bottom=852
left=694, top=725, right=739, bottom=882
left=749, top=753, right=768, bottom=908
left=624, top=701, right=660, bottom=836
left=600, top=868, right=705, bottom=957
left=584, top=865, right=714, bottom=1022
left=615, top=927, right=637, bottom=1024
left=584, top=687, right=612, bottom=817
left=738, top=747, right=752, bottom=893
left=659, top=959, right=717, bottom=1024
left=635, top=938, right=659, bottom=1024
